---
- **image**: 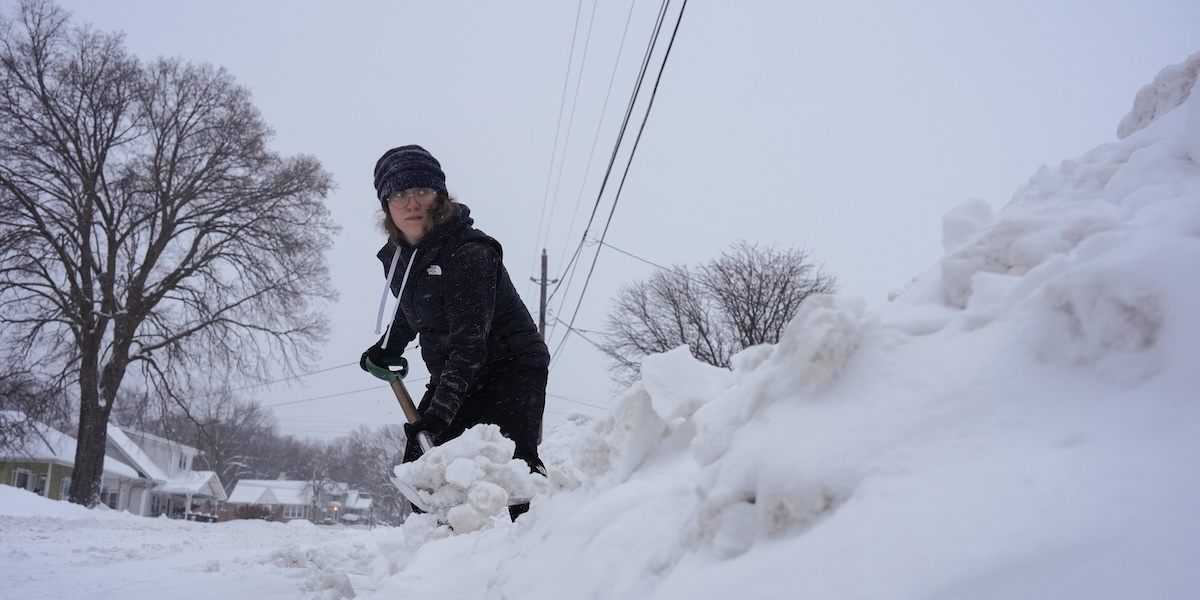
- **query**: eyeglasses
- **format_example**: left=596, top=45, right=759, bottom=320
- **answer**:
left=387, top=188, right=438, bottom=206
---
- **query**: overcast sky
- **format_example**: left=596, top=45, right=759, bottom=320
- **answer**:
left=34, top=0, right=1200, bottom=440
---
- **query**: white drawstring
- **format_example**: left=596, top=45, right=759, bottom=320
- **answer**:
left=374, top=247, right=403, bottom=334
left=375, top=249, right=418, bottom=348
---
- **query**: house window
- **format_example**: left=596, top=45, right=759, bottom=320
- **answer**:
left=177, top=453, right=187, bottom=471
left=101, top=488, right=119, bottom=509
left=150, top=494, right=165, bottom=516
left=282, top=504, right=305, bottom=519
left=11, top=468, right=31, bottom=490
left=60, top=478, right=71, bottom=500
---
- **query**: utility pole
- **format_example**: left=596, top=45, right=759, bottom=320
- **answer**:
left=531, top=249, right=558, bottom=445
left=530, top=249, right=558, bottom=339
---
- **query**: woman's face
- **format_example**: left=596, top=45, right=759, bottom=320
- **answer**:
left=386, top=187, right=438, bottom=244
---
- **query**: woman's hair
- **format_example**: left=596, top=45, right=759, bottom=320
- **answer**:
left=381, top=191, right=457, bottom=245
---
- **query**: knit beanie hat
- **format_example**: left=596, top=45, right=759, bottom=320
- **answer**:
left=373, top=145, right=447, bottom=205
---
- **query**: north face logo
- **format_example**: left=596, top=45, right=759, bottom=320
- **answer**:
left=427, top=265, right=442, bottom=275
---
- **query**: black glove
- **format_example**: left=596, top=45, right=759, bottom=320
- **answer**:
left=404, top=414, right=448, bottom=443
left=359, top=339, right=399, bottom=372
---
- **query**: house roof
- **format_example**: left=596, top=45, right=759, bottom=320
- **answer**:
left=153, top=470, right=228, bottom=501
left=117, top=427, right=199, bottom=457
left=0, top=413, right=141, bottom=480
left=345, top=490, right=373, bottom=511
left=227, top=479, right=312, bottom=506
left=104, top=425, right=169, bottom=482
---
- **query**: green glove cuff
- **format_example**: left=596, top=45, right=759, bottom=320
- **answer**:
left=364, top=355, right=408, bottom=381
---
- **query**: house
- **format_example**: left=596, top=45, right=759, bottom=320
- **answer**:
left=225, top=479, right=375, bottom=524
left=225, top=479, right=315, bottom=522
left=341, top=488, right=374, bottom=523
left=0, top=413, right=226, bottom=519
left=104, top=426, right=228, bottom=519
left=326, top=482, right=375, bottom=524
left=0, top=414, right=147, bottom=504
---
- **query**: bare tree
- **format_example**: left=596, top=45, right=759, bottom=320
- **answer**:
left=107, top=385, right=167, bottom=434
left=334, top=425, right=409, bottom=523
left=153, top=392, right=279, bottom=492
left=253, top=434, right=324, bottom=482
left=0, top=1, right=338, bottom=506
left=600, top=241, right=838, bottom=385
left=0, top=370, right=71, bottom=453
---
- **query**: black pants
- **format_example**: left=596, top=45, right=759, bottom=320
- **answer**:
left=403, top=365, right=547, bottom=474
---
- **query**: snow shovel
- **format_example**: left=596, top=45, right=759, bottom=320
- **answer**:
left=363, top=356, right=433, bottom=452
left=364, top=356, right=535, bottom=515
left=363, top=356, right=437, bottom=512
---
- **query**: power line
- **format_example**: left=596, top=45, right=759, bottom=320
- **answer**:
left=260, top=375, right=432, bottom=409
left=178, top=360, right=358, bottom=404
left=590, top=237, right=708, bottom=287
left=553, top=0, right=688, bottom=365
left=547, top=391, right=607, bottom=411
left=590, top=237, right=673, bottom=273
left=530, top=0, right=588, bottom=301
left=260, top=384, right=387, bottom=408
left=547, top=0, right=675, bottom=347
left=556, top=0, right=643, bottom=275
left=550, top=315, right=608, bottom=354
left=543, top=0, right=604, bottom=262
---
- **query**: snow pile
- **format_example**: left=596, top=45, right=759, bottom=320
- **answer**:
left=0, top=484, right=113, bottom=519
left=262, top=540, right=358, bottom=598
left=393, top=423, right=549, bottom=533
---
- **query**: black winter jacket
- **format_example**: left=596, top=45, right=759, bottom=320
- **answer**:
left=376, top=204, right=549, bottom=425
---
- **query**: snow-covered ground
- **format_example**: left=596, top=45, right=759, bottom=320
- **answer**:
left=4, top=53, right=1199, bottom=600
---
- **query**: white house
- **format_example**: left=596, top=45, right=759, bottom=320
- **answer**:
left=225, top=479, right=376, bottom=524
left=104, top=426, right=227, bottom=519
left=226, top=479, right=315, bottom=522
left=319, top=481, right=376, bottom=523
left=341, top=488, right=374, bottom=523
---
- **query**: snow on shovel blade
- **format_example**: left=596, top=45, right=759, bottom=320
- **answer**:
left=390, top=476, right=436, bottom=514
left=391, top=475, right=533, bottom=514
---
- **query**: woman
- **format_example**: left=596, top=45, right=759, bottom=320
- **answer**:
left=359, top=145, right=550, bottom=516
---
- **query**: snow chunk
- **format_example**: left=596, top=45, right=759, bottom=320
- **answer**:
left=641, top=346, right=734, bottom=422
left=729, top=343, right=774, bottom=373
left=444, top=457, right=484, bottom=490
left=940, top=196, right=1122, bottom=309
left=544, top=347, right=733, bottom=492
left=562, top=385, right=666, bottom=485
left=687, top=460, right=857, bottom=559
left=1024, top=272, right=1161, bottom=368
left=262, top=543, right=356, bottom=598
left=392, top=424, right=548, bottom=533
left=692, top=294, right=864, bottom=465
left=764, top=294, right=864, bottom=394
left=1012, top=235, right=1189, bottom=385
left=1117, top=51, right=1200, bottom=139
left=942, top=197, right=993, bottom=253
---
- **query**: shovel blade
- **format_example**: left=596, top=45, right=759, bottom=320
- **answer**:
left=390, top=476, right=435, bottom=514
